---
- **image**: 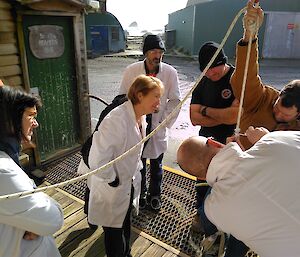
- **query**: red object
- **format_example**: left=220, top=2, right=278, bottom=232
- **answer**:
left=253, top=0, right=260, bottom=7
left=206, top=138, right=224, bottom=148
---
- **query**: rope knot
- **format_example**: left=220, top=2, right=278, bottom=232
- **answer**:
left=243, top=16, right=259, bottom=34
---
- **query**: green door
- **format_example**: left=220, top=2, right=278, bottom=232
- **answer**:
left=22, top=15, right=80, bottom=161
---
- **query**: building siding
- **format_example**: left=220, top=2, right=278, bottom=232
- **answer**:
left=167, top=0, right=300, bottom=58
left=0, top=0, right=23, bottom=87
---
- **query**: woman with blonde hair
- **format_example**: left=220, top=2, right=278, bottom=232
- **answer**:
left=87, top=74, right=164, bottom=257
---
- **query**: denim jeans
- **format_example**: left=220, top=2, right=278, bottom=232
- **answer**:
left=196, top=183, right=218, bottom=235
left=196, top=182, right=249, bottom=256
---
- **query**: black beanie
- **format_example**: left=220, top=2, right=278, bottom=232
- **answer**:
left=198, top=41, right=228, bottom=72
left=143, top=35, right=166, bottom=55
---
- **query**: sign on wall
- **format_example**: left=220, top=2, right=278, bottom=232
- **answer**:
left=29, top=25, right=65, bottom=59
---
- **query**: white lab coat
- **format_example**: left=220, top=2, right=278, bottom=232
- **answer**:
left=205, top=131, right=300, bottom=257
left=87, top=101, right=146, bottom=228
left=0, top=151, right=63, bottom=257
left=119, top=60, right=181, bottom=159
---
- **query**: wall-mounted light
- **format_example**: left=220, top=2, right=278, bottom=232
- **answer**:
left=182, top=21, right=186, bottom=24
left=86, top=0, right=100, bottom=10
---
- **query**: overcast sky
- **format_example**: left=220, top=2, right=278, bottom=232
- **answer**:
left=106, top=0, right=187, bottom=30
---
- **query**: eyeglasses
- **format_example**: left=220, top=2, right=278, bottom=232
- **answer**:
left=148, top=49, right=164, bottom=55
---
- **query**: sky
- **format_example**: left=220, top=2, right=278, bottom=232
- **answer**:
left=106, top=0, right=188, bottom=31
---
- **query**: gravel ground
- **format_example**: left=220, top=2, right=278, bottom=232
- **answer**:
left=88, top=54, right=300, bottom=170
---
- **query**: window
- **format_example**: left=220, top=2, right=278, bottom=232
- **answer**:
left=111, top=27, right=119, bottom=41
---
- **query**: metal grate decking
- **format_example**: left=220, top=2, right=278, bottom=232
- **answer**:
left=44, top=152, right=220, bottom=256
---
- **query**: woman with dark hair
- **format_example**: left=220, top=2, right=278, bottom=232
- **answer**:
left=0, top=86, right=63, bottom=257
left=87, top=75, right=164, bottom=257
left=0, top=86, right=41, bottom=163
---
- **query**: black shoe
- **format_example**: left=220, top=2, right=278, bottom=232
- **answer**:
left=150, top=196, right=161, bottom=211
left=87, top=220, right=98, bottom=231
left=139, top=196, right=147, bottom=209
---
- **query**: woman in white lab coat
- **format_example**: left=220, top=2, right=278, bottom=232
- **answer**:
left=87, top=75, right=164, bottom=257
left=0, top=86, right=63, bottom=257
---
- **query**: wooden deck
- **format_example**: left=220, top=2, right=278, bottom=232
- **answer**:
left=45, top=184, right=184, bottom=257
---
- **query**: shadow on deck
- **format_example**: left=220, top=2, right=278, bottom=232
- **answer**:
left=45, top=185, right=184, bottom=257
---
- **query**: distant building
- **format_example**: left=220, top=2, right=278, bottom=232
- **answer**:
left=85, top=12, right=126, bottom=58
left=166, top=0, right=300, bottom=58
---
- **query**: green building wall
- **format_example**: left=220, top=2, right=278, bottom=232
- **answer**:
left=167, top=0, right=300, bottom=58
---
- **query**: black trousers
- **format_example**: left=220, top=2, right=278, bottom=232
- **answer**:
left=140, top=153, right=164, bottom=198
left=140, top=114, right=164, bottom=198
left=102, top=186, right=134, bottom=257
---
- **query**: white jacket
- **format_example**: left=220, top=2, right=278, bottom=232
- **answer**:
left=0, top=151, right=63, bottom=257
left=119, top=60, right=181, bottom=159
left=205, top=131, right=300, bottom=257
left=87, top=101, right=146, bottom=228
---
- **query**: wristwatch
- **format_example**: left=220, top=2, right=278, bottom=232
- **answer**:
left=201, top=106, right=208, bottom=117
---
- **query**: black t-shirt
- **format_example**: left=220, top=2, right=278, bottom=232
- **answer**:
left=191, top=65, right=235, bottom=143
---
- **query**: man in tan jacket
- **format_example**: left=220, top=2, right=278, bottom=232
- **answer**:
left=231, top=0, right=300, bottom=150
left=186, top=1, right=300, bottom=256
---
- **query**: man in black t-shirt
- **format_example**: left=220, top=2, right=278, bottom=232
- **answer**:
left=189, top=42, right=246, bottom=253
left=191, top=70, right=236, bottom=142
left=190, top=42, right=238, bottom=144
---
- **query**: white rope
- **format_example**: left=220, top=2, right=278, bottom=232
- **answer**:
left=0, top=6, right=248, bottom=201
left=234, top=30, right=254, bottom=136
left=235, top=1, right=260, bottom=136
